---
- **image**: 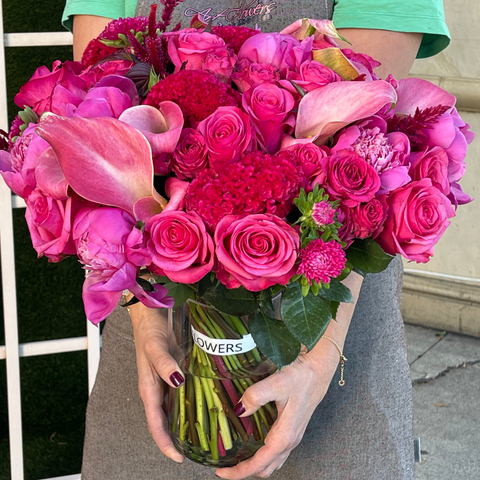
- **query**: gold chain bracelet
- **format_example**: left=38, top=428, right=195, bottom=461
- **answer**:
left=321, top=335, right=347, bottom=387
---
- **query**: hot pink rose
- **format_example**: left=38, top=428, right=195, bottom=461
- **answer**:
left=376, top=178, right=455, bottom=263
left=167, top=30, right=232, bottom=72
left=25, top=189, right=77, bottom=261
left=314, top=149, right=381, bottom=207
left=281, top=60, right=341, bottom=95
left=197, top=106, right=252, bottom=171
left=242, top=83, right=295, bottom=154
left=214, top=214, right=299, bottom=291
left=232, top=59, right=280, bottom=93
left=73, top=207, right=173, bottom=323
left=352, top=197, right=388, bottom=239
left=15, top=61, right=87, bottom=116
left=283, top=143, right=329, bottom=181
left=145, top=210, right=214, bottom=283
left=202, top=49, right=237, bottom=79
left=336, top=206, right=356, bottom=246
left=238, top=32, right=311, bottom=78
left=171, top=128, right=208, bottom=180
left=409, top=147, right=450, bottom=196
left=81, top=60, right=135, bottom=86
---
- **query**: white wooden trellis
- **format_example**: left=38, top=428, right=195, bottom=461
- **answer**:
left=0, top=6, right=100, bottom=480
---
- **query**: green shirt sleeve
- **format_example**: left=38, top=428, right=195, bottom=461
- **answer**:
left=62, top=0, right=137, bottom=32
left=332, top=0, right=451, bottom=58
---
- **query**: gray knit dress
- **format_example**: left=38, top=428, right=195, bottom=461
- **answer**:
left=80, top=2, right=415, bottom=478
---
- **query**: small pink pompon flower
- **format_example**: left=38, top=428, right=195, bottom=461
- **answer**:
left=297, top=239, right=346, bottom=285
left=311, top=201, right=336, bottom=227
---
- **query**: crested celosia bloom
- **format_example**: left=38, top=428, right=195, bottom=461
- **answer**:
left=184, top=150, right=306, bottom=231
left=211, top=26, right=260, bottom=54
left=311, top=201, right=336, bottom=226
left=297, top=239, right=346, bottom=285
left=145, top=70, right=241, bottom=126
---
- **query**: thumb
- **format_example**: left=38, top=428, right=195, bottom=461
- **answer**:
left=233, top=374, right=279, bottom=417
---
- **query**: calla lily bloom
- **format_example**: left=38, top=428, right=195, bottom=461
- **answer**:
left=295, top=80, right=397, bottom=145
left=35, top=114, right=167, bottom=220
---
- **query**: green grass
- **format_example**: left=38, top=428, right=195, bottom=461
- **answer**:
left=1, top=0, right=90, bottom=477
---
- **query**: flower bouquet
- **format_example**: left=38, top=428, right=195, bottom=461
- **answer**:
left=0, top=3, right=473, bottom=467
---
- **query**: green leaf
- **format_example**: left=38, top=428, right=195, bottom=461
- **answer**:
left=257, top=289, right=275, bottom=312
left=346, top=238, right=394, bottom=274
left=198, top=277, right=259, bottom=316
left=249, top=311, right=301, bottom=369
left=330, top=301, right=340, bottom=320
left=280, top=283, right=332, bottom=350
left=316, top=279, right=353, bottom=303
left=163, top=282, right=194, bottom=308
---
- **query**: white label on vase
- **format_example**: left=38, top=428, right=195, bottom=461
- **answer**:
left=191, top=326, right=257, bottom=355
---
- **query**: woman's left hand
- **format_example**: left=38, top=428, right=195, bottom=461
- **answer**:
left=215, top=346, right=340, bottom=479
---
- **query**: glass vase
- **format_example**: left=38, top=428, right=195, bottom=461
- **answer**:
left=167, top=298, right=278, bottom=467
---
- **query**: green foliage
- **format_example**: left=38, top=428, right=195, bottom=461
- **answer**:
left=249, top=310, right=301, bottom=370
left=346, top=238, right=394, bottom=275
left=163, top=282, right=194, bottom=308
left=316, top=278, right=353, bottom=303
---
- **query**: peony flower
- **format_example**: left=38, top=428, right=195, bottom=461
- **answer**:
left=375, top=178, right=455, bottom=263
left=314, top=149, right=381, bottom=207
left=215, top=214, right=299, bottom=290
left=311, top=201, right=336, bottom=227
left=145, top=210, right=214, bottom=283
left=232, top=59, right=280, bottom=93
left=297, top=239, right=346, bottom=285
left=242, top=83, right=295, bottom=154
left=171, top=128, right=208, bottom=180
left=185, top=150, right=306, bottom=231
left=197, top=106, right=252, bottom=171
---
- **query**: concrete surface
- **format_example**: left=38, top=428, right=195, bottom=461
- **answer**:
left=406, top=324, right=480, bottom=480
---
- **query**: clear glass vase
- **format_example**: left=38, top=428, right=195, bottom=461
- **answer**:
left=167, top=298, right=278, bottom=467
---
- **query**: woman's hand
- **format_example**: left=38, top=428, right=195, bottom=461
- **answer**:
left=215, top=344, right=340, bottom=479
left=129, top=301, right=185, bottom=464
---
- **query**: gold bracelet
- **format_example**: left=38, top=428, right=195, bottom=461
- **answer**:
left=321, top=335, right=347, bottom=387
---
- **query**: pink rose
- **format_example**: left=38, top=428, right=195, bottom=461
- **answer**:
left=197, top=106, right=252, bottom=171
left=171, top=128, right=208, bottom=180
left=409, top=147, right=450, bottom=196
left=336, top=206, right=356, bottom=246
left=73, top=207, right=173, bottom=323
left=283, top=143, right=329, bottom=181
left=232, top=59, right=280, bottom=93
left=81, top=60, right=134, bottom=86
left=376, top=178, right=455, bottom=263
left=145, top=210, right=214, bottom=283
left=315, top=149, right=381, bottom=207
left=352, top=197, right=388, bottom=239
left=25, top=189, right=77, bottom=261
left=15, top=61, right=87, bottom=116
left=214, top=214, right=299, bottom=291
left=242, top=83, right=295, bottom=154
left=281, top=60, right=341, bottom=95
left=167, top=30, right=232, bottom=72
left=238, top=33, right=311, bottom=78
left=202, top=49, right=237, bottom=79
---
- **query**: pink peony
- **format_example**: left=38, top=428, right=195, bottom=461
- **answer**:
left=215, top=214, right=299, bottom=291
left=145, top=210, right=214, bottom=283
left=297, top=239, right=346, bottom=285
left=242, top=83, right=295, bottom=154
left=232, top=59, right=280, bottom=93
left=376, top=178, right=455, bottom=263
left=197, top=106, right=252, bottom=171
left=171, top=128, right=208, bottom=180
left=314, top=149, right=381, bottom=207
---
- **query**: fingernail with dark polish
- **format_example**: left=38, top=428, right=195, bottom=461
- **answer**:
left=170, top=371, right=185, bottom=387
left=233, top=401, right=245, bottom=416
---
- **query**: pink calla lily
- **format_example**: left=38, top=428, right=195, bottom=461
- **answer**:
left=295, top=80, right=397, bottom=145
left=394, top=78, right=456, bottom=116
left=35, top=147, right=69, bottom=200
left=118, top=102, right=184, bottom=157
left=35, top=114, right=166, bottom=218
left=163, top=177, right=189, bottom=212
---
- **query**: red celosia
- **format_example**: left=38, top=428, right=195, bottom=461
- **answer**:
left=145, top=70, right=241, bottom=126
left=297, top=239, right=346, bottom=285
left=184, top=150, right=306, bottom=231
left=81, top=39, right=118, bottom=69
left=212, top=26, right=260, bottom=54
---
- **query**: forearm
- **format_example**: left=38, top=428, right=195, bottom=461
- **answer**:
left=73, top=15, right=113, bottom=61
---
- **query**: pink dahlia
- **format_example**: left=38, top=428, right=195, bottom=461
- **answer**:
left=297, top=239, right=346, bottom=285
left=145, top=70, right=241, bottom=126
left=185, top=150, right=306, bottom=231
left=311, top=201, right=336, bottom=227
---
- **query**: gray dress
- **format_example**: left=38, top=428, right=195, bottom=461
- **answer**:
left=81, top=2, right=414, bottom=478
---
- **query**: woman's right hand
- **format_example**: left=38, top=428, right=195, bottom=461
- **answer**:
left=128, top=301, right=185, bottom=464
